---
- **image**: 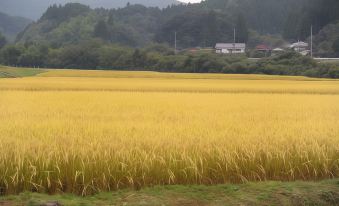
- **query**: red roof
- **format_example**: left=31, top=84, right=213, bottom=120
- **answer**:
left=256, top=44, right=271, bottom=50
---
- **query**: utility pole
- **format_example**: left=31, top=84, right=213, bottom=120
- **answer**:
left=311, top=25, right=313, bottom=58
left=174, top=31, right=177, bottom=55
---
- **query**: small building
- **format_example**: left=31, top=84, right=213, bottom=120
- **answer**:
left=215, top=43, right=246, bottom=54
left=255, top=44, right=272, bottom=57
left=255, top=44, right=272, bottom=52
left=299, top=50, right=310, bottom=56
left=188, top=48, right=199, bottom=53
left=289, top=41, right=310, bottom=56
left=273, top=48, right=284, bottom=52
left=290, top=41, right=309, bottom=52
left=272, top=47, right=284, bottom=55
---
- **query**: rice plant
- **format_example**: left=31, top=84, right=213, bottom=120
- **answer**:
left=0, top=70, right=338, bottom=195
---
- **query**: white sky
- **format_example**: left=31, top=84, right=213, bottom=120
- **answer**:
left=178, top=0, right=202, bottom=3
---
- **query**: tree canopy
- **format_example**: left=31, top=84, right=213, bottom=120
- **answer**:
left=0, top=32, right=7, bottom=49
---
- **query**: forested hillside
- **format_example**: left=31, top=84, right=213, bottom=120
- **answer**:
left=0, top=0, right=180, bottom=20
left=16, top=3, right=164, bottom=47
left=14, top=2, right=284, bottom=48
left=284, top=0, right=339, bottom=40
left=15, top=0, right=339, bottom=48
left=0, top=12, right=32, bottom=41
left=201, top=0, right=304, bottom=34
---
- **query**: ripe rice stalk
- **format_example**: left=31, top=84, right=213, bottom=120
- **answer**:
left=0, top=71, right=338, bottom=194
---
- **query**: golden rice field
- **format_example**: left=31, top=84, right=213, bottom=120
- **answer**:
left=0, top=68, right=339, bottom=195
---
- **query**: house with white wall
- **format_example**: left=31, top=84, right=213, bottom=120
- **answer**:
left=215, top=43, right=246, bottom=54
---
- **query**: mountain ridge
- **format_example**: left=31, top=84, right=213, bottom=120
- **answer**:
left=0, top=12, right=32, bottom=41
left=0, top=0, right=182, bottom=20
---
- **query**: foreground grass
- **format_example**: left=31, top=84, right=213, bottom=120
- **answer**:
left=0, top=66, right=45, bottom=78
left=1, top=179, right=338, bottom=206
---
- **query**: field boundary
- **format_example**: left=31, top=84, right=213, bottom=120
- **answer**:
left=0, top=66, right=46, bottom=78
left=0, top=179, right=338, bottom=206
left=1, top=87, right=339, bottom=95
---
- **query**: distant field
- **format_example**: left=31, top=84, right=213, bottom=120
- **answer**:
left=0, top=66, right=45, bottom=78
left=0, top=67, right=338, bottom=196
left=37, top=68, right=326, bottom=80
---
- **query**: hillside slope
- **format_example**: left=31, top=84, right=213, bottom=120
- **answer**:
left=0, top=12, right=32, bottom=41
left=0, top=0, right=181, bottom=20
left=4, top=0, right=339, bottom=46
left=16, top=3, right=165, bottom=47
left=16, top=0, right=339, bottom=47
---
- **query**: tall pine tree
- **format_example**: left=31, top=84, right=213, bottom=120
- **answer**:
left=94, top=20, right=110, bottom=41
left=0, top=32, right=7, bottom=49
left=236, top=13, right=248, bottom=43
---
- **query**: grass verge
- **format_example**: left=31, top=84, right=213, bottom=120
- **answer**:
left=0, top=179, right=338, bottom=206
left=0, top=66, right=45, bottom=78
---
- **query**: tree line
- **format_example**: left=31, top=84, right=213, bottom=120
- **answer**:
left=0, top=39, right=338, bottom=78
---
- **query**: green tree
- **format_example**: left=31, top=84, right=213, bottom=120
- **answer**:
left=18, top=44, right=49, bottom=67
left=333, top=37, right=339, bottom=53
left=50, top=42, right=100, bottom=69
left=94, top=20, right=111, bottom=41
left=107, top=11, right=115, bottom=25
left=283, top=11, right=301, bottom=40
left=236, top=13, right=248, bottom=43
left=0, top=32, right=7, bottom=49
left=132, top=49, right=146, bottom=68
left=204, top=11, right=217, bottom=47
left=0, top=45, right=23, bottom=66
left=98, top=46, right=132, bottom=69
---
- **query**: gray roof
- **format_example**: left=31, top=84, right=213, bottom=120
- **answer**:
left=273, top=48, right=284, bottom=51
left=290, top=41, right=308, bottom=48
left=216, top=43, right=246, bottom=49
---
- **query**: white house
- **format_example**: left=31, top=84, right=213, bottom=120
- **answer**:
left=272, top=47, right=284, bottom=55
left=273, top=48, right=284, bottom=52
left=290, top=41, right=309, bottom=52
left=215, top=43, right=246, bottom=54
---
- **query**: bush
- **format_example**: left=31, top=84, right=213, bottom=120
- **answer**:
left=328, top=68, right=339, bottom=78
